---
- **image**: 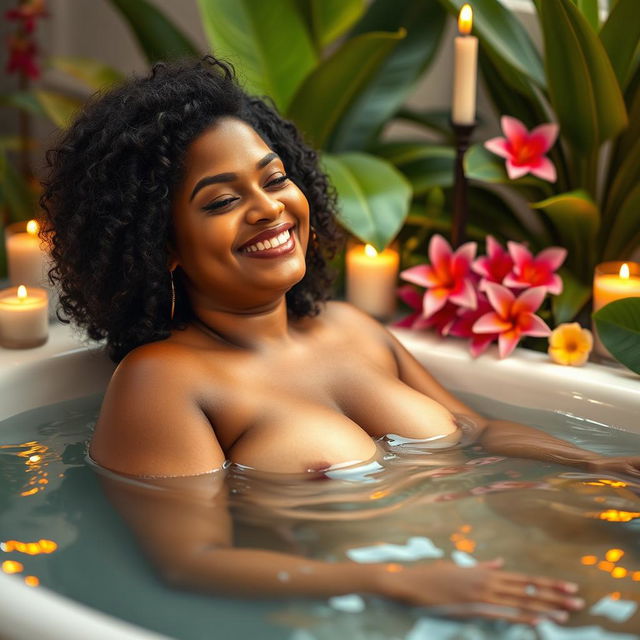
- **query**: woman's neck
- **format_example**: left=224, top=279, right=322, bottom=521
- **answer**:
left=190, top=298, right=295, bottom=351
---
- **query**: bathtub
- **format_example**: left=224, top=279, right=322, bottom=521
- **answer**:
left=1, top=322, right=639, bottom=640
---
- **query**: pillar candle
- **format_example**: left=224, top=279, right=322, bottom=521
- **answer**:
left=452, top=4, right=478, bottom=125
left=5, top=220, right=48, bottom=287
left=0, top=285, right=49, bottom=349
left=346, top=243, right=400, bottom=320
left=592, top=261, right=640, bottom=358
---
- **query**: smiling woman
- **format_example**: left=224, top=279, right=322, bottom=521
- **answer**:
left=37, top=55, right=640, bottom=628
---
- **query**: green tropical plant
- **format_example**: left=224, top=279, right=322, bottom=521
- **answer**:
left=593, top=298, right=640, bottom=374
left=432, top=0, right=640, bottom=324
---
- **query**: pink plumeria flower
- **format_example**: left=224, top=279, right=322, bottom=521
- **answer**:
left=472, top=235, right=514, bottom=291
left=400, top=234, right=477, bottom=318
left=485, top=116, right=559, bottom=182
left=448, top=292, right=498, bottom=358
left=504, top=242, right=566, bottom=295
left=394, top=286, right=458, bottom=335
left=472, top=283, right=551, bottom=358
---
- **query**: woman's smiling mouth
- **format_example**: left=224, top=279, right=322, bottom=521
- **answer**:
left=238, top=224, right=297, bottom=259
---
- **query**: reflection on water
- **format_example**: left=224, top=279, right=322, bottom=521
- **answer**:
left=0, top=392, right=639, bottom=640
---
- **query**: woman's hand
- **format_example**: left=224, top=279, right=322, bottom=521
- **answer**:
left=376, top=558, right=584, bottom=625
left=585, top=456, right=640, bottom=478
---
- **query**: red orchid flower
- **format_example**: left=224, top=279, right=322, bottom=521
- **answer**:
left=400, top=234, right=477, bottom=318
left=448, top=292, right=498, bottom=358
left=472, top=283, right=551, bottom=359
left=471, top=235, right=514, bottom=291
left=485, top=116, right=559, bottom=182
left=503, top=242, right=566, bottom=295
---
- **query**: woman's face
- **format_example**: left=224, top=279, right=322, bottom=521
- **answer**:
left=170, top=117, right=310, bottom=312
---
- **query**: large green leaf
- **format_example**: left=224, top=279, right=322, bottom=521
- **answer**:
left=593, top=298, right=640, bottom=374
left=321, top=152, right=411, bottom=251
left=538, top=0, right=627, bottom=152
left=108, top=0, right=199, bottom=63
left=603, top=181, right=640, bottom=260
left=394, top=107, right=453, bottom=141
left=374, top=142, right=455, bottom=193
left=530, top=190, right=599, bottom=278
left=439, top=0, right=545, bottom=88
left=573, top=0, right=599, bottom=30
left=327, top=0, right=447, bottom=151
left=287, top=30, right=404, bottom=149
left=32, top=90, right=84, bottom=130
left=295, top=0, right=365, bottom=50
left=552, top=268, right=591, bottom=324
left=603, top=133, right=640, bottom=229
left=198, top=0, right=316, bottom=111
left=48, top=57, right=124, bottom=91
left=599, top=0, right=640, bottom=90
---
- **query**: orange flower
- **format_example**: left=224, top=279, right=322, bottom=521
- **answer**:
left=548, top=323, right=593, bottom=366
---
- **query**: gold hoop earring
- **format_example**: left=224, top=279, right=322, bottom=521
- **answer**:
left=170, top=270, right=175, bottom=321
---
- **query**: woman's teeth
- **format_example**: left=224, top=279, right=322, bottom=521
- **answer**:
left=243, top=229, right=291, bottom=253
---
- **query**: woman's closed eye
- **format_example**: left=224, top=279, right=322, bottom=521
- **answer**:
left=202, top=175, right=290, bottom=213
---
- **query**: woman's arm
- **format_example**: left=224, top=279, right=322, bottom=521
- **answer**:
left=98, top=466, right=582, bottom=626
left=382, top=326, right=640, bottom=477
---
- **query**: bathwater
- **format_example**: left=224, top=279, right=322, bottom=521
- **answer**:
left=1, top=392, right=639, bottom=640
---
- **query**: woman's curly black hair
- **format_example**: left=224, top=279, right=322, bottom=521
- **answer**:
left=40, top=56, right=343, bottom=363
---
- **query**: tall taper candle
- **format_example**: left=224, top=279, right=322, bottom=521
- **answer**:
left=452, top=4, right=478, bottom=125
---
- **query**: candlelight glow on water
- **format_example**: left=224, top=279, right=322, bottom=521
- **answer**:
left=1, top=392, right=639, bottom=639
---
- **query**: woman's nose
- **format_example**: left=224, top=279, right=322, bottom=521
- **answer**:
left=245, top=191, right=285, bottom=224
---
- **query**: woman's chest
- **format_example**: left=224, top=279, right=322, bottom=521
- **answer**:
left=198, top=343, right=456, bottom=473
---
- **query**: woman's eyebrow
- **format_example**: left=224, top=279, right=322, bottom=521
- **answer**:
left=189, top=152, right=280, bottom=202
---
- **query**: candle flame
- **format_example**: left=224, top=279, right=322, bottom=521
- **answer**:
left=458, top=4, right=473, bottom=35
left=364, top=244, right=378, bottom=258
left=26, top=220, right=39, bottom=235
left=17, top=285, right=28, bottom=299
left=620, top=263, right=630, bottom=279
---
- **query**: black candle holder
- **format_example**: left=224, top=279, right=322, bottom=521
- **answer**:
left=450, top=121, right=476, bottom=248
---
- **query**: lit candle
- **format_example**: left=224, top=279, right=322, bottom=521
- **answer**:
left=0, top=285, right=49, bottom=349
left=5, top=220, right=48, bottom=287
left=452, top=4, right=478, bottom=125
left=346, top=243, right=400, bottom=320
left=593, top=261, right=640, bottom=358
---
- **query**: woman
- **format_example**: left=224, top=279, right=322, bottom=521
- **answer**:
left=41, top=56, right=638, bottom=625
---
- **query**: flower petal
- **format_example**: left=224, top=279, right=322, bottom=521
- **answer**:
left=507, top=241, right=533, bottom=271
left=449, top=278, right=477, bottom=309
left=423, top=288, right=448, bottom=318
left=518, top=312, right=551, bottom=337
left=484, top=137, right=510, bottom=159
left=498, top=330, right=521, bottom=358
left=396, top=285, right=423, bottom=311
left=469, top=334, right=496, bottom=358
left=505, top=159, right=530, bottom=180
left=473, top=312, right=513, bottom=334
left=400, top=264, right=437, bottom=288
left=501, top=116, right=528, bottom=142
left=428, top=234, right=452, bottom=271
left=472, top=256, right=491, bottom=279
left=392, top=312, right=421, bottom=328
left=536, top=247, right=567, bottom=272
left=512, top=286, right=547, bottom=315
left=530, top=123, right=559, bottom=151
left=484, top=282, right=514, bottom=319
left=486, top=235, right=503, bottom=259
left=546, top=273, right=563, bottom=295
left=530, top=156, right=557, bottom=183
